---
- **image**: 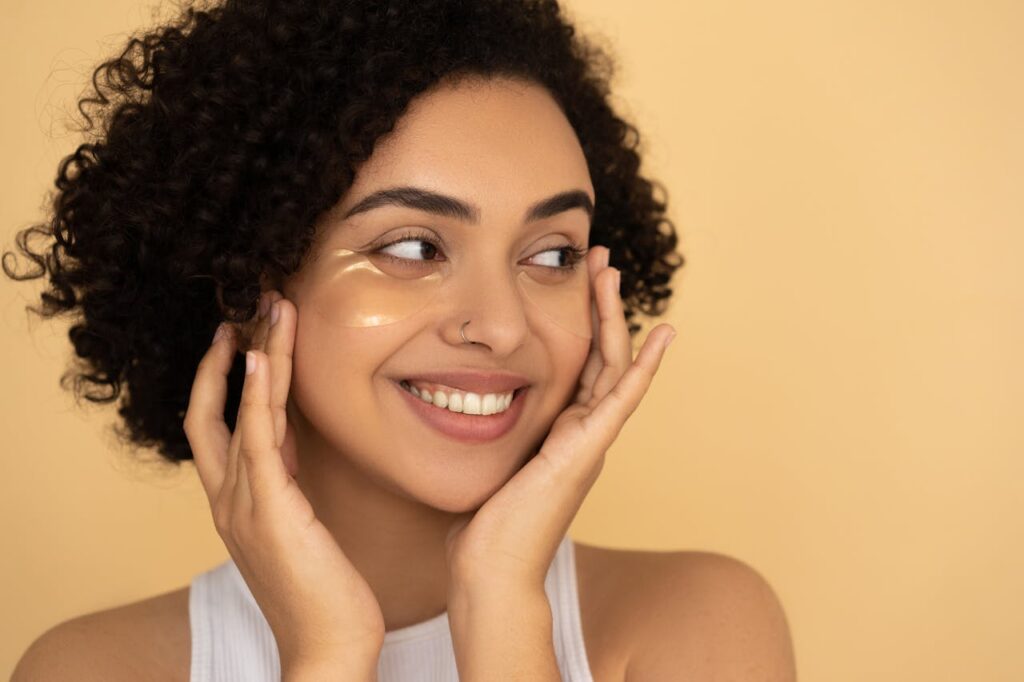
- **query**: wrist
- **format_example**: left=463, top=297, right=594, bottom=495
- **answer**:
left=448, top=577, right=547, bottom=613
left=446, top=586, right=559, bottom=681
left=448, top=581, right=551, bottom=631
left=281, top=651, right=380, bottom=682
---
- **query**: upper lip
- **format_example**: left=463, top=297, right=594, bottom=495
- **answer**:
left=397, top=370, right=531, bottom=395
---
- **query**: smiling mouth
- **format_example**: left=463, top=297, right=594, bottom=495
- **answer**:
left=396, top=379, right=524, bottom=416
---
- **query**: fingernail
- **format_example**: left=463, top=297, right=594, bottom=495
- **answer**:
left=613, top=268, right=621, bottom=291
left=245, top=351, right=256, bottom=375
left=270, top=301, right=280, bottom=326
left=258, top=293, right=271, bottom=319
left=664, top=330, right=677, bottom=350
left=212, top=323, right=227, bottom=345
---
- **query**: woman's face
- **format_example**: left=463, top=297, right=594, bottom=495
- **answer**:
left=282, top=76, right=595, bottom=513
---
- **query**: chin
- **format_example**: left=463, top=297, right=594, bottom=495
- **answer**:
left=400, top=448, right=538, bottom=514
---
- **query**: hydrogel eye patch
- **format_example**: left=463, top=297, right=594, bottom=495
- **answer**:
left=304, top=248, right=593, bottom=339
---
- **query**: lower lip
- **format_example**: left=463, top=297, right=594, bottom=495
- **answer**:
left=393, top=380, right=529, bottom=444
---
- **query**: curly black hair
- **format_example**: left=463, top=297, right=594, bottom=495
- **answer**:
left=3, top=0, right=684, bottom=468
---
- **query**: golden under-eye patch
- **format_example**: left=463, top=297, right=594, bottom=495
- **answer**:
left=303, top=246, right=593, bottom=338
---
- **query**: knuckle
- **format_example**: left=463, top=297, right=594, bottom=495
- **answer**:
left=224, top=525, right=246, bottom=550
left=232, top=515, right=262, bottom=546
left=195, top=351, right=217, bottom=373
left=225, top=516, right=244, bottom=543
left=212, top=505, right=231, bottom=535
left=237, top=441, right=258, bottom=464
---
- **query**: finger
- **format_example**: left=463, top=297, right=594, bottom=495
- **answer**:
left=584, top=323, right=676, bottom=443
left=263, top=293, right=296, bottom=450
left=221, top=325, right=245, bottom=505
left=221, top=345, right=245, bottom=516
left=576, top=299, right=604, bottom=404
left=280, top=414, right=300, bottom=479
left=576, top=248, right=610, bottom=403
left=250, top=291, right=275, bottom=352
left=589, top=265, right=633, bottom=403
left=232, top=429, right=254, bottom=520
left=228, top=351, right=258, bottom=520
left=224, top=292, right=270, bottom=505
left=237, top=350, right=291, bottom=513
left=586, top=245, right=608, bottom=291
left=183, top=322, right=238, bottom=505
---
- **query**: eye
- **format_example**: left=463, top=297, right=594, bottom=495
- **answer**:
left=372, top=233, right=443, bottom=265
left=370, top=231, right=587, bottom=272
left=528, top=245, right=588, bottom=271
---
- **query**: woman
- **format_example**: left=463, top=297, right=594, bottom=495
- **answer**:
left=8, top=0, right=796, bottom=679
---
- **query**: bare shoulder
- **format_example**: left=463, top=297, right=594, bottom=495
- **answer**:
left=573, top=541, right=796, bottom=682
left=12, top=586, right=191, bottom=682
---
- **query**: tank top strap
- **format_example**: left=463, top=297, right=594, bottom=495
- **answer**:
left=547, top=534, right=596, bottom=681
left=189, top=559, right=280, bottom=682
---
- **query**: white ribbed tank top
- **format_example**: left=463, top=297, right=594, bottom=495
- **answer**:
left=189, top=533, right=595, bottom=681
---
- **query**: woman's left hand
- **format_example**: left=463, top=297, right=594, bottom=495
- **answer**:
left=444, top=245, right=676, bottom=595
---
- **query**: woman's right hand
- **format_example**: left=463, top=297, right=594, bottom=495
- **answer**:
left=183, top=290, right=386, bottom=676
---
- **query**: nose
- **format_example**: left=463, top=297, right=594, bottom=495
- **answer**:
left=444, top=260, right=530, bottom=355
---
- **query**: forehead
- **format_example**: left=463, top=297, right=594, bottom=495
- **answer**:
left=340, top=77, right=594, bottom=215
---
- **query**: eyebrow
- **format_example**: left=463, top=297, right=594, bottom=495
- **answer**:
left=341, top=185, right=594, bottom=224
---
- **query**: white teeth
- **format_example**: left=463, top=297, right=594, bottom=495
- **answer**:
left=463, top=393, right=482, bottom=415
left=401, top=381, right=515, bottom=416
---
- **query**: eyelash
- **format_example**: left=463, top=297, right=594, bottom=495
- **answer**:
left=370, top=229, right=588, bottom=272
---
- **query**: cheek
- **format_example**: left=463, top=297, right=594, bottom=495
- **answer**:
left=288, top=304, right=397, bottom=449
left=289, top=281, right=405, bottom=389
left=543, top=334, right=592, bottom=408
left=564, top=337, right=591, bottom=380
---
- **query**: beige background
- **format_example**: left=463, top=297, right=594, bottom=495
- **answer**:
left=3, top=0, right=1022, bottom=679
